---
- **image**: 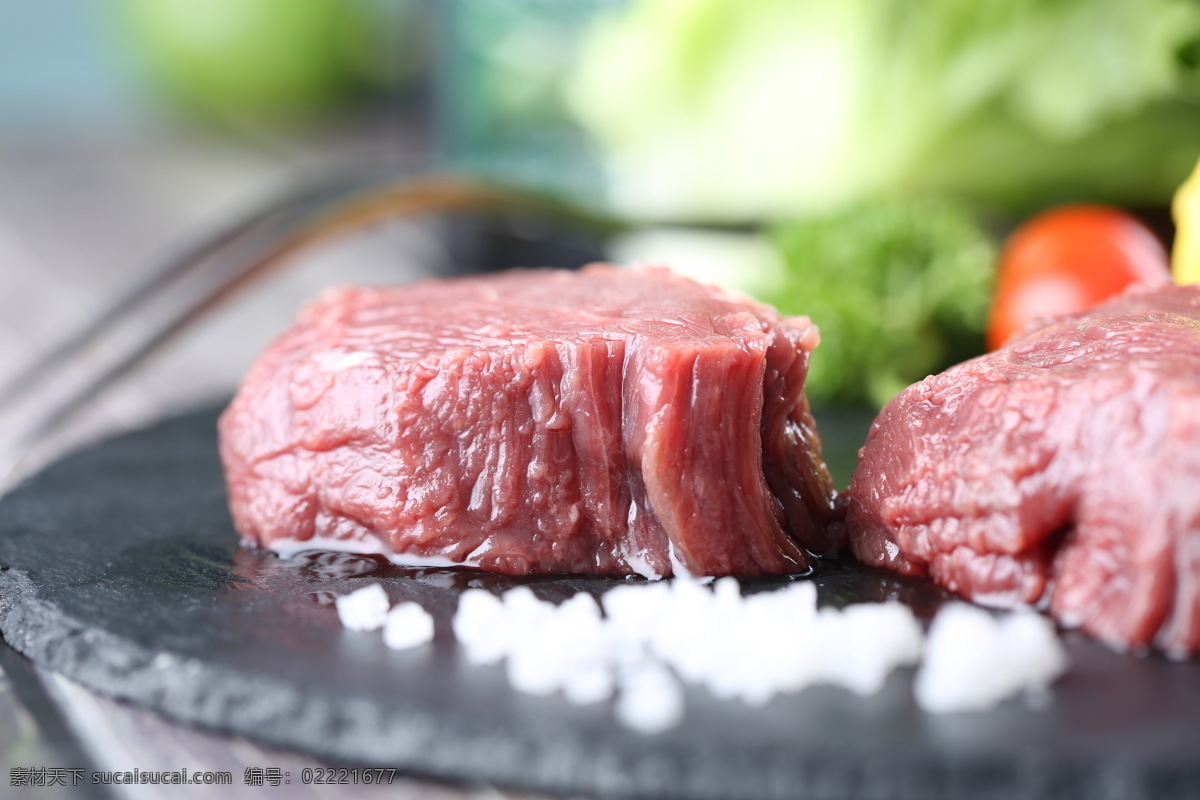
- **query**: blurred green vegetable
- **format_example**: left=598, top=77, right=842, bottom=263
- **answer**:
left=116, top=0, right=400, bottom=122
left=766, top=198, right=995, bottom=408
left=570, top=0, right=1200, bottom=221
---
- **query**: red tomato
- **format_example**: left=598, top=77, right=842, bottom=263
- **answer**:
left=987, top=205, right=1171, bottom=350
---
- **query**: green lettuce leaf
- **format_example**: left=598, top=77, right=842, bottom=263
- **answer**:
left=569, top=0, right=1200, bottom=220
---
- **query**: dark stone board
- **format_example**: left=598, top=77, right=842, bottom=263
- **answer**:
left=1, top=407, right=1199, bottom=800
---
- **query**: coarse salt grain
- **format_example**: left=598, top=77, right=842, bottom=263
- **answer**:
left=335, top=583, right=390, bottom=631
left=914, top=602, right=1068, bottom=713
left=813, top=603, right=924, bottom=697
left=615, top=661, right=685, bottom=734
left=383, top=602, right=436, bottom=650
left=452, top=589, right=508, bottom=665
left=563, top=662, right=615, bottom=706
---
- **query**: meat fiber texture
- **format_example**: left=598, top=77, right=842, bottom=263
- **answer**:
left=219, top=264, right=844, bottom=579
left=848, top=284, right=1200, bottom=657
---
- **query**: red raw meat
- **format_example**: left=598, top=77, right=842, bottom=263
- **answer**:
left=849, top=284, right=1200, bottom=656
left=219, top=265, right=844, bottom=578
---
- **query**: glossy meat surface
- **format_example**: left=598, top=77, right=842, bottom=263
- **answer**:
left=219, top=265, right=844, bottom=578
left=849, top=285, right=1200, bottom=656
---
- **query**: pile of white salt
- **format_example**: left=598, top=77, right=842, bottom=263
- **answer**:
left=335, top=577, right=1067, bottom=734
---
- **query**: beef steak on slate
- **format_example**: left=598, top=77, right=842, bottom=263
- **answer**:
left=219, top=264, right=845, bottom=578
left=848, top=284, right=1200, bottom=656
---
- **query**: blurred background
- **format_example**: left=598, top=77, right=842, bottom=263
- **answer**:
left=3, top=0, right=1200, bottom=466
left=3, top=1, right=1200, bottom=795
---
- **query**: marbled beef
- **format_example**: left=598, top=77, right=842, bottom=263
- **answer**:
left=849, top=284, right=1200, bottom=656
left=219, top=265, right=844, bottom=578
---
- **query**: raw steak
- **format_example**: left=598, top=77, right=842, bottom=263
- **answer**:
left=219, top=265, right=844, bottom=578
left=848, top=284, right=1200, bottom=656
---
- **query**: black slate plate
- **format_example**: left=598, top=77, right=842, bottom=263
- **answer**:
left=1, top=407, right=1199, bottom=800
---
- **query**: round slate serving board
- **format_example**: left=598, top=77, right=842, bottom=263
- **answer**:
left=1, top=407, right=1199, bottom=800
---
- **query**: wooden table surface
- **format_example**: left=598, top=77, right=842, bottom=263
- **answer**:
left=0, top=129, right=550, bottom=800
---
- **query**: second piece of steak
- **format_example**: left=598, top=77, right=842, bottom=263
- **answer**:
left=219, top=265, right=844, bottom=578
left=848, top=284, right=1200, bottom=656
